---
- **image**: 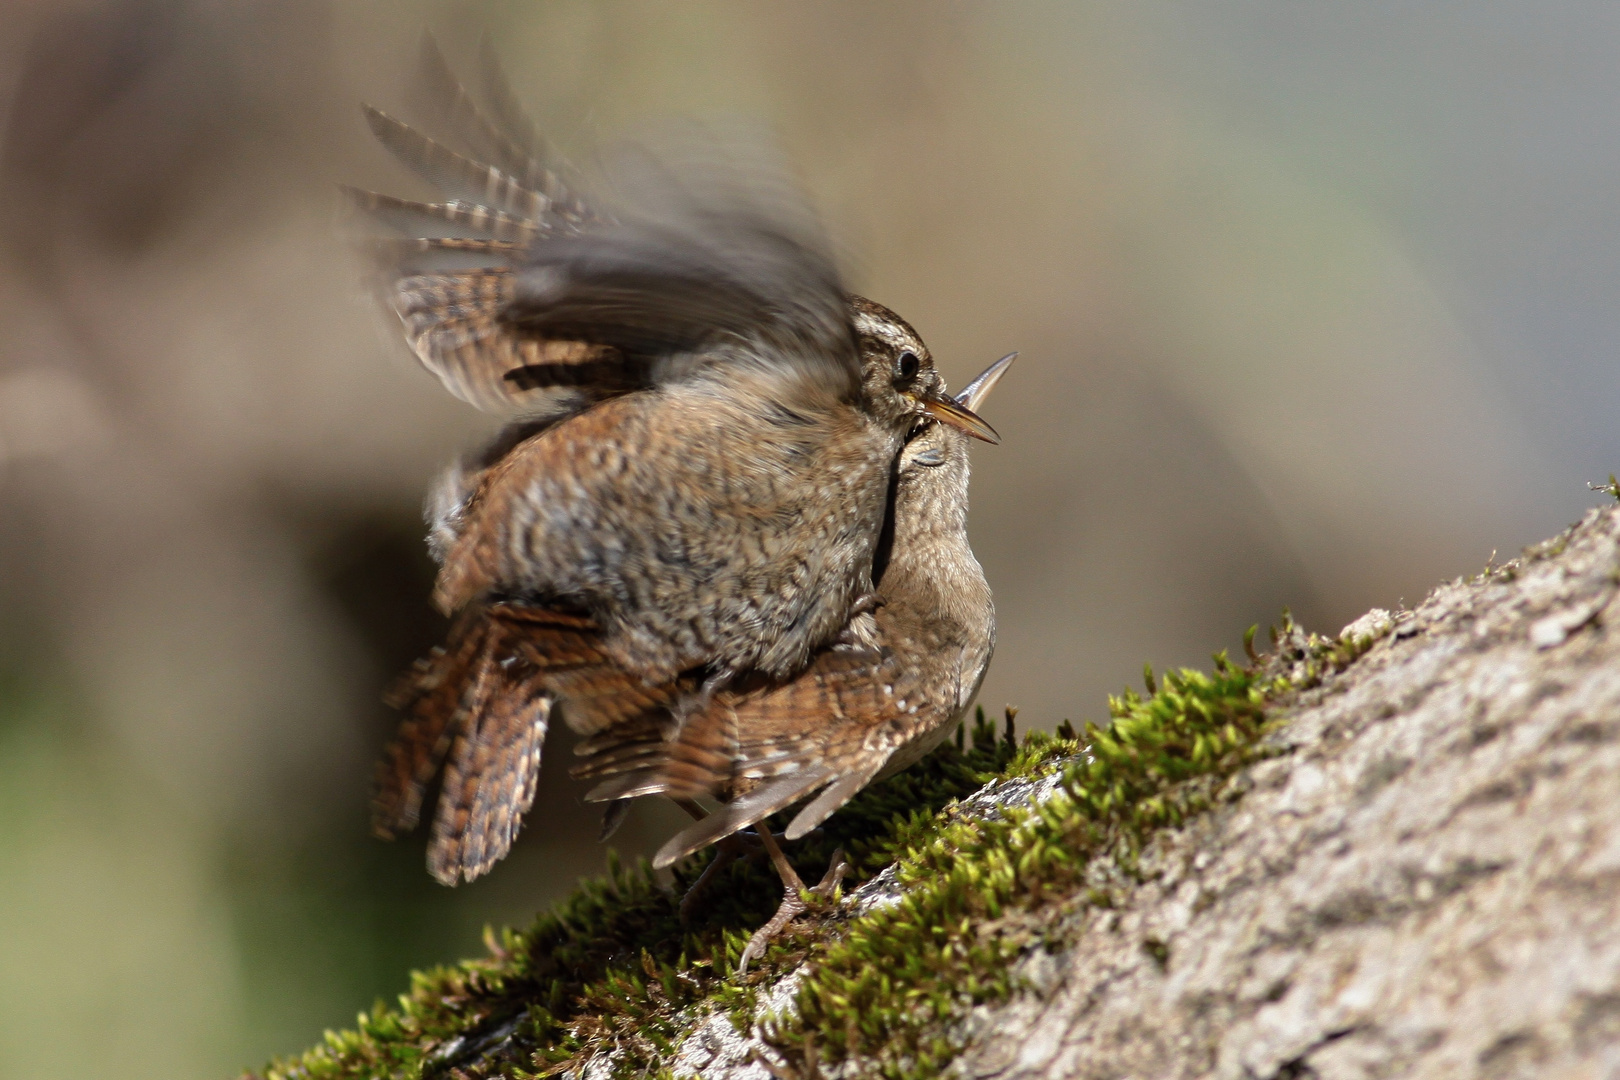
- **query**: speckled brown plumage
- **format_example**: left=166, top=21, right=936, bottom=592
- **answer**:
left=374, top=602, right=692, bottom=884
left=372, top=352, right=1007, bottom=886
left=570, top=355, right=1011, bottom=868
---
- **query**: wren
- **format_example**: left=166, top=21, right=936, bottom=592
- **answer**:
left=572, top=353, right=1011, bottom=969
left=574, top=353, right=1013, bottom=859
left=376, top=350, right=1010, bottom=899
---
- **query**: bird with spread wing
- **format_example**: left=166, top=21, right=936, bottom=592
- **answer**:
left=354, top=41, right=1007, bottom=934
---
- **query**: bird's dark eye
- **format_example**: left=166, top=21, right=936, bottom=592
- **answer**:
left=895, top=350, right=921, bottom=383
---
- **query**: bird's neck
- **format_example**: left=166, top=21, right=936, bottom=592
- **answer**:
left=878, top=471, right=988, bottom=635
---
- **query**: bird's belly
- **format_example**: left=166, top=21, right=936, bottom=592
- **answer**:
left=872, top=714, right=960, bottom=780
left=870, top=635, right=993, bottom=782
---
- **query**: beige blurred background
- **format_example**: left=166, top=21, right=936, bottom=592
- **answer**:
left=0, top=1, right=1611, bottom=1076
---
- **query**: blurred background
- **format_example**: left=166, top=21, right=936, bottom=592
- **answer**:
left=0, top=1, right=1614, bottom=1075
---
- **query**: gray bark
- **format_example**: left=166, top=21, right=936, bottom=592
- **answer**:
left=584, top=504, right=1620, bottom=1080
left=951, top=504, right=1620, bottom=1080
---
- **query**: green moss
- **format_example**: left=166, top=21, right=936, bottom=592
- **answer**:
left=1524, top=529, right=1574, bottom=564
left=1591, top=474, right=1620, bottom=503
left=771, top=653, right=1287, bottom=1077
left=254, top=614, right=1378, bottom=1080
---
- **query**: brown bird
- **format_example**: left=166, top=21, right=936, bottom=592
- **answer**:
left=376, top=348, right=1010, bottom=904
left=361, top=40, right=998, bottom=885
left=571, top=353, right=1011, bottom=965
left=350, top=39, right=996, bottom=695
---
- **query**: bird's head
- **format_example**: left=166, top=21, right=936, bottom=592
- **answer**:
left=849, top=295, right=999, bottom=444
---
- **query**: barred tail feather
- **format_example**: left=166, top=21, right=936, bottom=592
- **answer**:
left=372, top=617, right=491, bottom=838
left=424, top=643, right=502, bottom=884
left=444, top=677, right=552, bottom=883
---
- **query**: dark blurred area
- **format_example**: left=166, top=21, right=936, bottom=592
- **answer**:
left=0, top=2, right=1612, bottom=1076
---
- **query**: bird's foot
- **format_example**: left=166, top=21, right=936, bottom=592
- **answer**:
left=674, top=801, right=827, bottom=927
left=695, top=665, right=738, bottom=709
left=736, top=845, right=849, bottom=978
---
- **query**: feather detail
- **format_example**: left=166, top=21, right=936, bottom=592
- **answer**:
left=582, top=769, right=671, bottom=805
left=389, top=268, right=614, bottom=412
left=373, top=615, right=491, bottom=838
left=419, top=620, right=556, bottom=885
left=785, top=760, right=885, bottom=839
left=412, top=34, right=582, bottom=214
left=497, top=604, right=689, bottom=734
left=446, top=674, right=551, bottom=882
left=341, top=186, right=542, bottom=242
left=363, top=105, right=546, bottom=220
left=652, top=766, right=835, bottom=869
left=378, top=599, right=699, bottom=883
left=478, top=34, right=574, bottom=206
left=361, top=236, right=528, bottom=274
left=425, top=642, right=503, bottom=884
left=565, top=632, right=935, bottom=857
left=358, top=56, right=860, bottom=417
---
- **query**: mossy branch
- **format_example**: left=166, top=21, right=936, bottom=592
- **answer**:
left=254, top=503, right=1620, bottom=1080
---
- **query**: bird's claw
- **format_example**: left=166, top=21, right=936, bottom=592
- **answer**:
left=834, top=591, right=886, bottom=648
left=736, top=848, right=848, bottom=978
left=849, top=591, right=886, bottom=616
left=677, top=820, right=826, bottom=925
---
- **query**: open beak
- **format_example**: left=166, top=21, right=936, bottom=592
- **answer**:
left=920, top=351, right=1004, bottom=443
left=922, top=392, right=999, bottom=444
left=920, top=351, right=1015, bottom=443
left=955, top=351, right=1016, bottom=413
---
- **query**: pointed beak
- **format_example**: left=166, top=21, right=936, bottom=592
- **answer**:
left=922, top=392, right=1000, bottom=444
left=955, top=351, right=1017, bottom=413
left=919, top=351, right=1015, bottom=443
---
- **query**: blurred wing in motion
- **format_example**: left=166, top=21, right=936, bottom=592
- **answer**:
left=503, top=131, right=858, bottom=397
left=348, top=91, right=615, bottom=415
left=350, top=36, right=859, bottom=416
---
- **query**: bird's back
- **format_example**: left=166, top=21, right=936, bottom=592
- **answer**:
left=434, top=366, right=896, bottom=683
